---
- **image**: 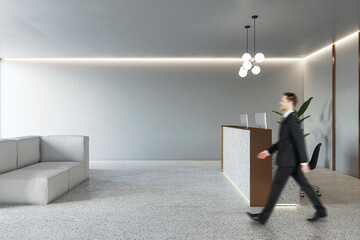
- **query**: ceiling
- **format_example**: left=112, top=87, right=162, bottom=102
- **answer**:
left=0, top=0, right=359, bottom=58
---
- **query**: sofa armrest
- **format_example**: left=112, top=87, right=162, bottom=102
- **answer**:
left=40, top=135, right=89, bottom=179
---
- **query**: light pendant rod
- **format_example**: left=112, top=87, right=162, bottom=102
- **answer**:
left=252, top=15, right=258, bottom=57
left=245, top=25, right=250, bottom=53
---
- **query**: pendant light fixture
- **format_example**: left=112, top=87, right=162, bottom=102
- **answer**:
left=239, top=25, right=251, bottom=77
left=239, top=15, right=265, bottom=78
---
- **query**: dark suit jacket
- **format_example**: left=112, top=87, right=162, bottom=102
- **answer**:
left=267, top=112, right=308, bottom=167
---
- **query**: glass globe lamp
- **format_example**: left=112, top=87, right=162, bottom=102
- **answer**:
left=251, top=65, right=261, bottom=75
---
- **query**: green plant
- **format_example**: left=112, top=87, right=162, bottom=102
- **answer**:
left=272, top=97, right=313, bottom=138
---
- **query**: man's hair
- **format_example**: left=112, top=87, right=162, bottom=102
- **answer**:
left=284, top=92, right=297, bottom=107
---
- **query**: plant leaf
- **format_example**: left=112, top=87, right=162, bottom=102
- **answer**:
left=272, top=110, right=283, bottom=116
left=300, top=115, right=311, bottom=122
left=304, top=133, right=311, bottom=138
left=277, top=121, right=281, bottom=124
left=293, top=109, right=299, bottom=117
left=297, top=97, right=313, bottom=117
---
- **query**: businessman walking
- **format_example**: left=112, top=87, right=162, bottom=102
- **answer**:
left=247, top=92, right=327, bottom=224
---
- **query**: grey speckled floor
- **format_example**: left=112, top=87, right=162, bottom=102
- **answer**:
left=0, top=161, right=359, bottom=240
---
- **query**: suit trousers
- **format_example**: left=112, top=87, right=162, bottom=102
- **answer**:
left=261, top=166, right=326, bottom=220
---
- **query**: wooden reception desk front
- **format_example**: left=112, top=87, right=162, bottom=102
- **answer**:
left=221, top=125, right=272, bottom=207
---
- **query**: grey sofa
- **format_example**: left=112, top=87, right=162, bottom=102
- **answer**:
left=0, top=135, right=89, bottom=205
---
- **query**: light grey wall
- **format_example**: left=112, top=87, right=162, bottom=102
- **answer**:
left=335, top=35, right=359, bottom=178
left=1, top=60, right=303, bottom=160
left=304, top=48, right=333, bottom=169
left=304, top=34, right=359, bottom=178
left=235, top=61, right=304, bottom=144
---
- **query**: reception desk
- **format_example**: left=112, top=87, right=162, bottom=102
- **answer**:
left=221, top=125, right=272, bottom=207
left=221, top=125, right=300, bottom=206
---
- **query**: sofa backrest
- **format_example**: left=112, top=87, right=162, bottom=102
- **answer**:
left=10, top=136, right=41, bottom=168
left=40, top=135, right=89, bottom=178
left=0, top=139, right=17, bottom=174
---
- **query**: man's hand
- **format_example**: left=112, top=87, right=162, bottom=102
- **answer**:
left=301, top=165, right=309, bottom=173
left=257, top=150, right=269, bottom=159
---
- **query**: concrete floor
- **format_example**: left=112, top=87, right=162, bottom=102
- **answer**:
left=0, top=160, right=359, bottom=240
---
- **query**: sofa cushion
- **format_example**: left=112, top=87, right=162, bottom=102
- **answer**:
left=0, top=139, right=17, bottom=174
left=25, top=162, right=84, bottom=190
left=10, top=136, right=40, bottom=168
left=0, top=168, right=69, bottom=204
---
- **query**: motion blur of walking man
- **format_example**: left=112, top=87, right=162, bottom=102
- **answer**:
left=246, top=92, right=327, bottom=224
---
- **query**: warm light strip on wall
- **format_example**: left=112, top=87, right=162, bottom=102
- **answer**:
left=304, top=30, right=360, bottom=60
left=2, top=31, right=359, bottom=62
left=303, top=45, right=332, bottom=60
left=2, top=57, right=301, bottom=62
left=275, top=204, right=297, bottom=207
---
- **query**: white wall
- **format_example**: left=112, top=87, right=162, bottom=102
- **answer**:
left=304, top=47, right=333, bottom=169
left=304, top=33, right=359, bottom=178
left=1, top=60, right=303, bottom=160
left=335, top=35, right=359, bottom=177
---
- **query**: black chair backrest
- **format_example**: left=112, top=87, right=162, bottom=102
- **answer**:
left=309, top=143, right=322, bottom=170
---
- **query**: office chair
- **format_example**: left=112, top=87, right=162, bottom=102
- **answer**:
left=301, top=143, right=322, bottom=197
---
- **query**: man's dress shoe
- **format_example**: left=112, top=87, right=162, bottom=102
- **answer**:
left=246, top=212, right=266, bottom=224
left=307, top=210, right=328, bottom=221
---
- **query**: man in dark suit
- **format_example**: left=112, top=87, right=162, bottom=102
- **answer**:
left=247, top=92, right=327, bottom=224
